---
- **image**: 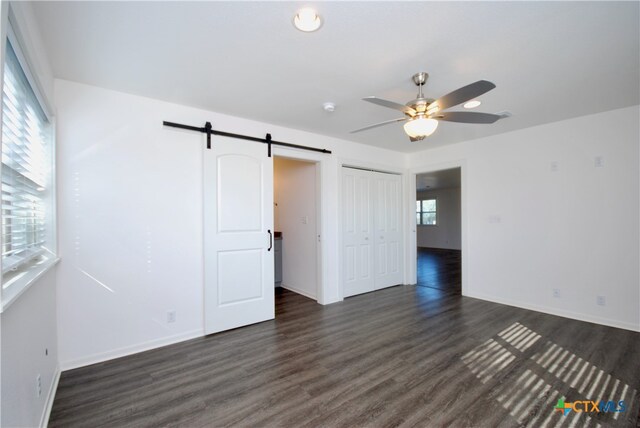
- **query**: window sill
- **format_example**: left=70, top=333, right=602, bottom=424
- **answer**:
left=0, top=257, right=60, bottom=313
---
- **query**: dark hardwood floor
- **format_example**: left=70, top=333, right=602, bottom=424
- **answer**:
left=417, top=246, right=461, bottom=295
left=50, top=287, right=640, bottom=427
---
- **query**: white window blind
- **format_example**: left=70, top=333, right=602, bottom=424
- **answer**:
left=1, top=38, right=51, bottom=275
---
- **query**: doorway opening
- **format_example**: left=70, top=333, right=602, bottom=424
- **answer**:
left=415, top=167, right=461, bottom=296
left=273, top=156, right=320, bottom=306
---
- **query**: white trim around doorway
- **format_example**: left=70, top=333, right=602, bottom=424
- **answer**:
left=407, top=160, right=469, bottom=296
left=272, top=147, right=326, bottom=304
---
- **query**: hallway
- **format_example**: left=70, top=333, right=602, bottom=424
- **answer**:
left=416, top=247, right=461, bottom=295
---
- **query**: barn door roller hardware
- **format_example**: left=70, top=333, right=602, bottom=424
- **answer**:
left=163, top=121, right=332, bottom=157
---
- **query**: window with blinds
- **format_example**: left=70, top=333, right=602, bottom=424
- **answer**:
left=1, top=38, right=52, bottom=278
left=416, top=198, right=437, bottom=226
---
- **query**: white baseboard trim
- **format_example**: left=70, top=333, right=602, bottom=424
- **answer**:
left=281, top=283, right=317, bottom=301
left=319, top=296, right=343, bottom=305
left=466, top=291, right=640, bottom=332
left=40, top=365, right=60, bottom=428
left=60, top=329, right=204, bottom=371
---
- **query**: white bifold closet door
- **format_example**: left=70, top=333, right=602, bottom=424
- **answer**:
left=342, top=167, right=403, bottom=298
left=204, top=136, right=275, bottom=335
left=342, top=167, right=374, bottom=297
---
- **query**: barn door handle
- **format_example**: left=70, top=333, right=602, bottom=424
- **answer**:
left=268, top=230, right=273, bottom=251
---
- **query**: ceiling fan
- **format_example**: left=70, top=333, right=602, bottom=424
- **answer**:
left=352, top=72, right=503, bottom=142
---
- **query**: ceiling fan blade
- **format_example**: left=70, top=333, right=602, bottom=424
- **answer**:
left=350, top=117, right=407, bottom=133
left=435, top=111, right=502, bottom=124
left=362, top=96, right=417, bottom=116
left=432, top=80, right=496, bottom=111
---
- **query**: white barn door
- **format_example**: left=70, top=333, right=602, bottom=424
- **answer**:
left=204, top=136, right=274, bottom=335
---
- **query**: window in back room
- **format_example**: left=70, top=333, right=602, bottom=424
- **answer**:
left=416, top=198, right=437, bottom=225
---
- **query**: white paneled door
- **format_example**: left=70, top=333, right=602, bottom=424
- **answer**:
left=342, top=167, right=374, bottom=297
left=342, top=167, right=403, bottom=298
left=373, top=173, right=403, bottom=289
left=204, top=136, right=274, bottom=335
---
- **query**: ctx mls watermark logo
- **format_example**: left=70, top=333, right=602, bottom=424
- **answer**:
left=554, top=398, right=626, bottom=416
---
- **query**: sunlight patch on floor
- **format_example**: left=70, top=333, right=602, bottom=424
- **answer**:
left=461, top=321, right=636, bottom=427
left=531, top=340, right=635, bottom=421
left=461, top=339, right=516, bottom=384
left=498, top=322, right=541, bottom=352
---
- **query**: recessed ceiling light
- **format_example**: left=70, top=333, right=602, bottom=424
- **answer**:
left=463, top=100, right=481, bottom=109
left=323, top=102, right=335, bottom=112
left=293, top=8, right=322, bottom=32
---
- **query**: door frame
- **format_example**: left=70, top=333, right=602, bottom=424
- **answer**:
left=406, top=160, right=468, bottom=296
left=337, top=159, right=406, bottom=300
left=272, top=147, right=325, bottom=304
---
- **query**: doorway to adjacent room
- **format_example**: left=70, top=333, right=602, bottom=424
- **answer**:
left=415, top=167, right=462, bottom=295
left=273, top=156, right=320, bottom=303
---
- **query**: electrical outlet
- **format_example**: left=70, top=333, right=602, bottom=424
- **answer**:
left=167, top=310, right=177, bottom=323
left=596, top=296, right=606, bottom=306
left=36, top=374, right=42, bottom=397
left=553, top=289, right=561, bottom=298
left=550, top=161, right=559, bottom=172
left=302, top=216, right=308, bottom=224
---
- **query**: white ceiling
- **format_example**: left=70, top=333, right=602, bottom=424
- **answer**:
left=417, top=168, right=461, bottom=192
left=32, top=1, right=639, bottom=153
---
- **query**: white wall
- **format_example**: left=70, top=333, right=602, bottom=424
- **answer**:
left=54, top=79, right=406, bottom=369
left=417, top=187, right=461, bottom=250
left=408, top=105, right=640, bottom=332
left=0, top=2, right=59, bottom=427
left=1, top=269, right=58, bottom=428
left=274, top=157, right=318, bottom=299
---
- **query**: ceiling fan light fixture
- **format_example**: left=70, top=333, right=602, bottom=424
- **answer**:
left=403, top=117, right=438, bottom=139
left=426, top=103, right=440, bottom=115
left=463, top=100, right=482, bottom=109
left=293, top=8, right=322, bottom=32
left=352, top=73, right=501, bottom=138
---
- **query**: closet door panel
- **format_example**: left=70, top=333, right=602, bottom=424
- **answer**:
left=342, top=168, right=374, bottom=297
left=342, top=167, right=403, bottom=298
left=374, top=172, right=403, bottom=289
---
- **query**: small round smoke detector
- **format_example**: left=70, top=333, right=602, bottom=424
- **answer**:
left=323, top=102, right=336, bottom=112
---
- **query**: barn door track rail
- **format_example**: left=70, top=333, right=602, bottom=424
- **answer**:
left=163, top=121, right=332, bottom=157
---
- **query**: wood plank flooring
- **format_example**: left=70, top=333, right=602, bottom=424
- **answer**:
left=50, top=287, right=640, bottom=427
left=417, top=247, right=461, bottom=295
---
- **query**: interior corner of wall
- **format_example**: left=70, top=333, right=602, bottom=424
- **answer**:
left=40, top=365, right=61, bottom=428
